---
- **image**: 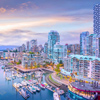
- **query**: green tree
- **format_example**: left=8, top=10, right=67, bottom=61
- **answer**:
left=55, top=64, right=60, bottom=73
left=29, top=52, right=35, bottom=54
left=23, top=50, right=26, bottom=52
left=37, top=64, right=40, bottom=68
left=18, top=60, right=21, bottom=64
left=16, top=62, right=20, bottom=65
left=59, top=60, right=63, bottom=64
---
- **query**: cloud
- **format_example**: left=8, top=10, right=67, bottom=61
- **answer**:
left=0, top=16, right=75, bottom=32
left=0, top=29, right=48, bottom=45
left=10, top=8, right=16, bottom=13
left=20, top=1, right=38, bottom=11
left=0, top=8, right=6, bottom=13
left=0, top=27, right=93, bottom=46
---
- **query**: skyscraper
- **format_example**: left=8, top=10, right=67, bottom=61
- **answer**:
left=93, top=4, right=100, bottom=34
left=80, top=31, right=89, bottom=55
left=26, top=41, right=29, bottom=52
left=29, top=39, right=37, bottom=52
left=44, top=42, right=48, bottom=54
left=22, top=44, right=26, bottom=52
left=53, top=42, right=67, bottom=64
left=48, top=31, right=60, bottom=59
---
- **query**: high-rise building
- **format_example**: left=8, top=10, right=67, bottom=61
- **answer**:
left=93, top=4, right=100, bottom=34
left=48, top=31, right=60, bottom=59
left=80, top=31, right=89, bottom=55
left=53, top=42, right=67, bottom=64
left=26, top=41, right=29, bottom=52
left=44, top=42, right=48, bottom=54
left=38, top=45, right=43, bottom=53
left=67, top=44, right=80, bottom=55
left=22, top=44, right=26, bottom=52
left=29, top=39, right=37, bottom=52
left=80, top=32, right=100, bottom=57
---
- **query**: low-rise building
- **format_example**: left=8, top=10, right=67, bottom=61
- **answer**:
left=64, top=55, right=100, bottom=80
left=22, top=53, right=43, bottom=68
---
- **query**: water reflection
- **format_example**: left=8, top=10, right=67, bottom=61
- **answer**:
left=0, top=67, right=66, bottom=100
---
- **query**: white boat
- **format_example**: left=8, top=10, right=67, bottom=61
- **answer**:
left=53, top=92, right=60, bottom=100
left=17, top=83, right=23, bottom=87
left=17, top=74, right=22, bottom=78
left=57, top=90, right=64, bottom=95
left=35, top=71, right=42, bottom=78
left=23, top=74, right=27, bottom=77
left=6, top=77, right=11, bottom=81
left=32, top=86, right=40, bottom=92
left=21, top=81, right=27, bottom=86
left=33, top=80, right=37, bottom=83
left=13, top=83, right=17, bottom=88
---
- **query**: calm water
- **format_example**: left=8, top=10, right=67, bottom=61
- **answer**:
left=0, top=67, right=66, bottom=100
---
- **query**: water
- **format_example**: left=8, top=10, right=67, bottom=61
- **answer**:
left=0, top=67, right=66, bottom=100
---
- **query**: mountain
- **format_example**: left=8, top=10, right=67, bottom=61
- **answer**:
left=0, top=45, right=19, bottom=51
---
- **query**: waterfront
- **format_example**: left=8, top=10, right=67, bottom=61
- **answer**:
left=0, top=66, right=66, bottom=100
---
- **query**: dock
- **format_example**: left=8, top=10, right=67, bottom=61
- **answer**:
left=25, top=86, right=33, bottom=94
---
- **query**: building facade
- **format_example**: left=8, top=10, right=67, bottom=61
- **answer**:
left=94, top=4, right=100, bottom=34
left=44, top=42, right=48, bottom=55
left=26, top=41, right=29, bottom=52
left=22, top=53, right=43, bottom=68
left=67, top=44, right=80, bottom=55
left=80, top=31, right=89, bottom=55
left=64, top=55, right=100, bottom=80
left=22, top=44, right=26, bottom=52
left=29, top=39, right=37, bottom=52
left=80, top=32, right=100, bottom=57
left=48, top=31, right=60, bottom=60
left=53, top=42, right=67, bottom=63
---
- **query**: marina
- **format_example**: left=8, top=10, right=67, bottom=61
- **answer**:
left=0, top=66, right=66, bottom=100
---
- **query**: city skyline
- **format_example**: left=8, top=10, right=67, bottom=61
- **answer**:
left=0, top=0, right=100, bottom=45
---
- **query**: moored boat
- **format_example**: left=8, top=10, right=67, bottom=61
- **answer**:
left=39, top=84, right=45, bottom=89
left=53, top=92, right=60, bottom=100
left=6, top=77, right=11, bottom=81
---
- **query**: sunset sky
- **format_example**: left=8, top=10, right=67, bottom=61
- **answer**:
left=0, top=0, right=100, bottom=46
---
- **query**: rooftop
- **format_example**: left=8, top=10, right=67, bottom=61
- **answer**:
left=69, top=54, right=100, bottom=61
left=71, top=82, right=100, bottom=93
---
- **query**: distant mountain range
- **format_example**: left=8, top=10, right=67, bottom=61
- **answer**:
left=0, top=45, right=19, bottom=51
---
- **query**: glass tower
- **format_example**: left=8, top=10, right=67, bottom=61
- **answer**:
left=80, top=31, right=89, bottom=55
left=48, top=31, right=60, bottom=60
left=94, top=4, right=100, bottom=34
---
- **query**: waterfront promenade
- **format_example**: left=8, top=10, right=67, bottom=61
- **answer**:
left=13, top=65, right=54, bottom=73
left=51, top=73, right=70, bottom=85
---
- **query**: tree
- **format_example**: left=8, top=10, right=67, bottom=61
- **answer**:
left=59, top=60, right=63, bottom=64
left=34, top=62, right=37, bottom=68
left=25, top=64, right=28, bottom=69
left=30, top=62, right=33, bottom=69
left=16, top=62, right=20, bottom=65
left=45, top=61, right=50, bottom=65
left=18, top=60, right=21, bottom=64
left=69, top=76, right=72, bottom=82
left=55, top=64, right=61, bottom=73
left=43, top=64, right=47, bottom=68
left=13, top=49, right=18, bottom=52
left=29, top=52, right=35, bottom=54
left=23, top=50, right=26, bottom=52
left=37, top=64, right=40, bottom=68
